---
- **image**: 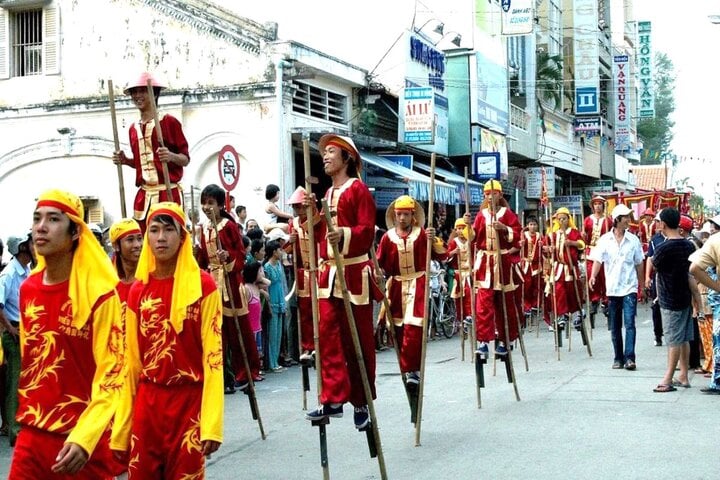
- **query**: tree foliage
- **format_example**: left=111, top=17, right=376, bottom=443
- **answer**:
left=637, top=52, right=675, bottom=165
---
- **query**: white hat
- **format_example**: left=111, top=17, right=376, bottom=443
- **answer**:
left=266, top=228, right=289, bottom=243
left=611, top=204, right=633, bottom=220
left=709, top=214, right=720, bottom=228
left=701, top=222, right=714, bottom=235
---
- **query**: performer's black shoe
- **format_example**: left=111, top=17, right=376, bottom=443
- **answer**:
left=405, top=371, right=420, bottom=386
left=299, top=350, right=314, bottom=365
left=354, top=405, right=370, bottom=429
left=306, top=403, right=343, bottom=421
left=475, top=342, right=489, bottom=359
left=494, top=343, right=508, bottom=356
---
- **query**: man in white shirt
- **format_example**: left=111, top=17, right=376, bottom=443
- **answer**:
left=589, top=204, right=645, bottom=370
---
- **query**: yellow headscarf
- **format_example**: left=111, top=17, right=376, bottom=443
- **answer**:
left=110, top=218, right=142, bottom=270
left=32, top=189, right=119, bottom=329
left=135, top=202, right=201, bottom=334
left=552, top=207, right=577, bottom=232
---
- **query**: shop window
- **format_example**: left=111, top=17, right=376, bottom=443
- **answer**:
left=292, top=81, right=347, bottom=124
left=0, top=2, right=60, bottom=79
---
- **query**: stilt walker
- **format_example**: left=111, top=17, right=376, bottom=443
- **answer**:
left=464, top=168, right=477, bottom=362
left=208, top=211, right=266, bottom=439
left=301, top=138, right=329, bottom=480
left=108, top=79, right=127, bottom=217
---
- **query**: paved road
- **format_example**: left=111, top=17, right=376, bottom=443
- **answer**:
left=0, top=304, right=715, bottom=479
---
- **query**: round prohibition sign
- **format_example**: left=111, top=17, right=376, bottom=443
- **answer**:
left=218, top=145, right=240, bottom=191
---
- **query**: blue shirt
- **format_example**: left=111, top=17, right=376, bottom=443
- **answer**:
left=0, top=257, right=31, bottom=322
left=264, top=260, right=287, bottom=314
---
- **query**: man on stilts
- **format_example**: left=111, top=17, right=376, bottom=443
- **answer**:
left=304, top=134, right=382, bottom=430
left=113, top=72, right=189, bottom=231
left=520, top=216, right=544, bottom=320
left=583, top=196, right=611, bottom=317
left=376, top=195, right=442, bottom=389
left=471, top=180, right=523, bottom=359
left=447, top=216, right=473, bottom=330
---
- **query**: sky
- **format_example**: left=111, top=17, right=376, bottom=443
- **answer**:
left=219, top=0, right=720, bottom=206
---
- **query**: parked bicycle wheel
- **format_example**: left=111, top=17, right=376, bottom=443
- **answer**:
left=438, top=291, right=457, bottom=338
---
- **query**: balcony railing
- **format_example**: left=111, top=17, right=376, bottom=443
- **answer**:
left=510, top=104, right=529, bottom=132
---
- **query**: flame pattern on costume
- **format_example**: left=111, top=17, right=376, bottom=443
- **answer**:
left=139, top=295, right=178, bottom=380
left=18, top=301, right=61, bottom=399
left=181, top=416, right=202, bottom=454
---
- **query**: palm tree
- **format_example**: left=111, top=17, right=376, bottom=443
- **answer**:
left=535, top=50, right=565, bottom=132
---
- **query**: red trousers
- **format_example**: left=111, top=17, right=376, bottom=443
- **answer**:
left=394, top=324, right=423, bottom=373
left=454, top=281, right=472, bottom=320
left=586, top=258, right=605, bottom=304
left=523, top=273, right=543, bottom=311
left=318, top=297, right=376, bottom=406
left=475, top=287, right=521, bottom=343
left=223, top=313, right=260, bottom=382
left=298, top=296, right=315, bottom=352
left=9, top=427, right=116, bottom=480
left=129, top=382, right=205, bottom=479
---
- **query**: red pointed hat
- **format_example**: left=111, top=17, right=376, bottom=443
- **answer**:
left=123, top=72, right=165, bottom=94
left=590, top=195, right=606, bottom=205
left=318, top=134, right=362, bottom=175
left=286, top=186, right=307, bottom=205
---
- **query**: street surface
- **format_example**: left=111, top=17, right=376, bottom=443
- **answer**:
left=0, top=304, right=715, bottom=479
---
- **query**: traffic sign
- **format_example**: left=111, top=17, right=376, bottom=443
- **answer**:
left=217, top=145, right=240, bottom=191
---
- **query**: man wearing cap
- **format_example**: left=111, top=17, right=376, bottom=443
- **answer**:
left=544, top=207, right=586, bottom=330
left=286, top=186, right=325, bottom=363
left=589, top=204, right=644, bottom=370
left=447, top=215, right=473, bottom=327
left=9, top=189, right=124, bottom=478
left=471, top=179, right=523, bottom=358
left=304, top=134, right=381, bottom=430
left=113, top=72, right=189, bottom=231
left=0, top=233, right=33, bottom=446
left=583, top=196, right=612, bottom=315
left=376, top=195, right=442, bottom=388
left=111, top=202, right=223, bottom=477
left=197, top=184, right=259, bottom=393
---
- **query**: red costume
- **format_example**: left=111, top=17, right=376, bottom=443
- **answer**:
left=11, top=275, right=123, bottom=479
left=288, top=214, right=325, bottom=354
left=315, top=178, right=380, bottom=407
left=376, top=226, right=442, bottom=373
left=520, top=230, right=544, bottom=312
left=127, top=114, right=188, bottom=224
left=546, top=227, right=585, bottom=317
left=198, top=217, right=260, bottom=384
left=447, top=236, right=472, bottom=320
left=472, top=205, right=523, bottom=344
left=637, top=218, right=656, bottom=254
left=583, top=212, right=611, bottom=304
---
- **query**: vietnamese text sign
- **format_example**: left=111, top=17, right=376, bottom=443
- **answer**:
left=526, top=166, right=555, bottom=199
left=613, top=55, right=630, bottom=150
left=501, top=0, right=534, bottom=36
left=551, top=195, right=584, bottom=216
left=637, top=21, right=655, bottom=119
left=573, top=0, right=600, bottom=115
left=403, top=87, right=435, bottom=144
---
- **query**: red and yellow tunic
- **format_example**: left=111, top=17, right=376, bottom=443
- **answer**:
left=111, top=271, right=223, bottom=451
left=546, top=227, right=585, bottom=316
left=128, top=114, right=189, bottom=220
left=521, top=231, right=543, bottom=310
left=288, top=214, right=325, bottom=352
left=472, top=206, right=523, bottom=343
left=638, top=219, right=656, bottom=254
left=17, top=272, right=123, bottom=455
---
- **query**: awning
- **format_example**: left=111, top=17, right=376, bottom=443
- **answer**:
left=361, top=151, right=456, bottom=204
left=414, top=163, right=484, bottom=205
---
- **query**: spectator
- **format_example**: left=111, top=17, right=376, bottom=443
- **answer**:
left=235, top=205, right=248, bottom=230
left=263, top=184, right=293, bottom=230
left=651, top=208, right=702, bottom=393
left=589, top=204, right=644, bottom=370
left=645, top=212, right=666, bottom=346
left=263, top=240, right=287, bottom=373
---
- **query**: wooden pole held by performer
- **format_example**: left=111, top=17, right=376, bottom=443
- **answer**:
left=108, top=79, right=127, bottom=217
left=146, top=79, right=173, bottom=197
left=321, top=199, right=388, bottom=479
left=302, top=137, right=330, bottom=480
left=292, top=243, right=309, bottom=410
left=414, top=153, right=436, bottom=446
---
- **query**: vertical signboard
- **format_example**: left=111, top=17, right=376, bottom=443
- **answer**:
left=403, top=87, right=435, bottom=144
left=475, top=51, right=510, bottom=133
left=613, top=55, right=630, bottom=151
left=637, top=21, right=655, bottom=119
left=500, top=0, right=534, bottom=36
left=573, top=0, right=600, bottom=115
left=398, top=31, right=449, bottom=155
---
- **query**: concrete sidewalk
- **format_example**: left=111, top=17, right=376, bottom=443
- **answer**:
left=0, top=303, right=715, bottom=479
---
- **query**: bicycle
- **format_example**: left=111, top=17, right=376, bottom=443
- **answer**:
left=429, top=261, right=458, bottom=338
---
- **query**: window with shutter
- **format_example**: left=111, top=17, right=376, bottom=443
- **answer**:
left=0, top=1, right=59, bottom=78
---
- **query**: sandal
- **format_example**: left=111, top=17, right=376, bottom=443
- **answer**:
left=671, top=379, right=691, bottom=388
left=694, top=368, right=710, bottom=374
left=653, top=384, right=677, bottom=393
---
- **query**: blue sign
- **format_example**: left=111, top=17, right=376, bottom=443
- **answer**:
left=575, top=87, right=599, bottom=114
left=475, top=52, right=509, bottom=133
left=472, top=152, right=501, bottom=180
left=380, top=154, right=413, bottom=170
